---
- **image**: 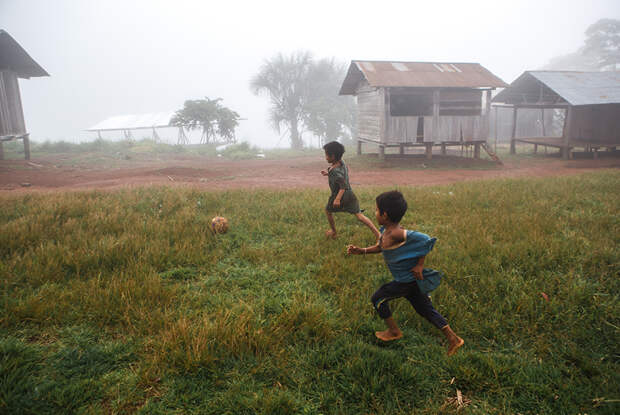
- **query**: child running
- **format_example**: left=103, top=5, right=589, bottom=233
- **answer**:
left=347, top=190, right=464, bottom=356
left=321, top=141, right=380, bottom=240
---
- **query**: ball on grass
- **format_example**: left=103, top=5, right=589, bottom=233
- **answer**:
left=211, top=216, right=229, bottom=234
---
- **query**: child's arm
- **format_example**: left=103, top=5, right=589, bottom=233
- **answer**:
left=411, top=255, right=425, bottom=280
left=347, top=242, right=381, bottom=255
left=332, top=188, right=346, bottom=208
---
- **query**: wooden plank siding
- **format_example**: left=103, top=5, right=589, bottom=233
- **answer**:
left=382, top=88, right=487, bottom=143
left=567, top=104, right=620, bottom=143
left=386, top=116, right=419, bottom=143
left=356, top=85, right=383, bottom=142
left=0, top=70, right=26, bottom=136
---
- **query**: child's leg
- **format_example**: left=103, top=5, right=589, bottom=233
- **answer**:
left=377, top=316, right=402, bottom=341
left=441, top=325, right=464, bottom=356
left=354, top=213, right=380, bottom=240
left=405, top=287, right=464, bottom=356
left=325, top=209, right=337, bottom=238
left=371, top=281, right=409, bottom=341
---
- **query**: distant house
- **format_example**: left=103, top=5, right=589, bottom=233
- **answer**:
left=0, top=30, right=49, bottom=160
left=492, top=71, right=620, bottom=159
left=86, top=112, right=184, bottom=143
left=339, top=60, right=507, bottom=159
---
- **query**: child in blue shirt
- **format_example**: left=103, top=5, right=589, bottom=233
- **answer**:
left=347, top=190, right=464, bottom=356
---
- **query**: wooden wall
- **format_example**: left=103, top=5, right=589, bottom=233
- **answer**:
left=356, top=86, right=493, bottom=144
left=356, top=82, right=383, bottom=142
left=385, top=89, right=487, bottom=143
left=387, top=116, right=424, bottom=143
left=567, top=104, right=620, bottom=143
left=0, top=70, right=26, bottom=136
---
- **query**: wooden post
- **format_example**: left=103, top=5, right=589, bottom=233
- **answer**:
left=381, top=88, right=388, bottom=152
left=379, top=145, right=385, bottom=160
left=399, top=144, right=404, bottom=155
left=562, top=107, right=571, bottom=160
left=510, top=106, right=517, bottom=154
left=357, top=139, right=362, bottom=155
left=432, top=89, right=440, bottom=143
left=425, top=142, right=432, bottom=160
left=483, top=90, right=492, bottom=140
left=494, top=106, right=498, bottom=153
left=0, top=141, right=3, bottom=160
left=534, top=144, right=538, bottom=154
left=540, top=108, right=546, bottom=136
left=441, top=143, right=446, bottom=155
left=474, top=143, right=480, bottom=159
left=23, top=134, right=30, bottom=160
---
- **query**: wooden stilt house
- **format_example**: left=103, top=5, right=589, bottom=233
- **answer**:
left=492, top=71, right=620, bottom=159
left=0, top=30, right=49, bottom=160
left=339, top=60, right=507, bottom=160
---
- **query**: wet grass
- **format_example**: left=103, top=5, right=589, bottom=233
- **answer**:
left=0, top=171, right=619, bottom=414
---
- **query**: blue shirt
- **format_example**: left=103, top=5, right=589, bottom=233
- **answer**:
left=381, top=227, right=442, bottom=293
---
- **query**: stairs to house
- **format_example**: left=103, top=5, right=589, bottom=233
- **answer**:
left=481, top=142, right=503, bottom=165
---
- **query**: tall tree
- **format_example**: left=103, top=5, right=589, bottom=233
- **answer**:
left=250, top=51, right=313, bottom=149
left=303, top=58, right=356, bottom=146
left=171, top=97, right=240, bottom=144
left=543, top=18, right=620, bottom=71
left=583, top=18, right=620, bottom=70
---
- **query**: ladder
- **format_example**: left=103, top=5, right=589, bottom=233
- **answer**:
left=480, top=142, right=503, bottom=165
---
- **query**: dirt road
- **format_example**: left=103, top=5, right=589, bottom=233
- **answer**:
left=1, top=154, right=618, bottom=193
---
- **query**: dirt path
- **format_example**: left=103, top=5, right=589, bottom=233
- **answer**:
left=1, top=154, right=618, bottom=193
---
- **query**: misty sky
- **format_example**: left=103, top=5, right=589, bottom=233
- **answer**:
left=1, top=0, right=619, bottom=148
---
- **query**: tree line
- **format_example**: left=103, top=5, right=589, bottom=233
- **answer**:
left=170, top=18, right=618, bottom=148
left=171, top=50, right=353, bottom=148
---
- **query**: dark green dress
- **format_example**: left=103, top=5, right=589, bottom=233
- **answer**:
left=326, top=161, right=361, bottom=214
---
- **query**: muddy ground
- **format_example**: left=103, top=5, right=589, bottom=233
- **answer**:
left=1, top=152, right=618, bottom=193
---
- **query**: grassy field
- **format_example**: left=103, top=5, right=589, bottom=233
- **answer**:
left=0, top=171, right=618, bottom=414
left=0, top=138, right=322, bottom=165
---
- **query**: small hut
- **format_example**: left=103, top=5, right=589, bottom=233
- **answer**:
left=0, top=30, right=49, bottom=160
left=339, top=60, right=507, bottom=160
left=86, top=112, right=186, bottom=143
left=492, top=71, right=620, bottom=159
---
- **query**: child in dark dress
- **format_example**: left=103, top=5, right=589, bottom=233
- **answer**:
left=347, top=190, right=464, bottom=356
left=321, top=141, right=380, bottom=240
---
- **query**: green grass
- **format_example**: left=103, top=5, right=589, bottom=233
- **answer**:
left=0, top=139, right=220, bottom=166
left=1, top=171, right=619, bottom=414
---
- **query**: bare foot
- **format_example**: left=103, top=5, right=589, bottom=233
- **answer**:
left=375, top=329, right=403, bottom=341
left=325, top=230, right=338, bottom=239
left=447, top=337, right=464, bottom=356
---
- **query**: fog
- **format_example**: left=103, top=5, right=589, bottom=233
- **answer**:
left=1, top=0, right=619, bottom=148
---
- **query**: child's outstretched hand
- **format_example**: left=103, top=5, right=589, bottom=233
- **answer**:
left=321, top=170, right=328, bottom=176
left=347, top=245, right=363, bottom=255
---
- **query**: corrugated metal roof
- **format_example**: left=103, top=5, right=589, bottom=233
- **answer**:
left=86, top=112, right=176, bottom=131
left=493, top=71, right=620, bottom=106
left=339, top=60, right=507, bottom=95
left=0, top=30, right=49, bottom=78
left=529, top=71, right=620, bottom=106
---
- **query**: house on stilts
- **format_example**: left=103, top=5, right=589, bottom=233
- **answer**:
left=492, top=71, right=620, bottom=159
left=0, top=30, right=49, bottom=160
left=339, top=60, right=507, bottom=161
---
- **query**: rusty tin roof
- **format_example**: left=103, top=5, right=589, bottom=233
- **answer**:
left=339, top=60, right=507, bottom=95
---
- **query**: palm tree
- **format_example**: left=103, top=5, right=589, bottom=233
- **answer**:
left=250, top=51, right=313, bottom=149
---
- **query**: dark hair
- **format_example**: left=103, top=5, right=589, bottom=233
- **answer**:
left=376, top=190, right=408, bottom=223
left=323, top=141, right=345, bottom=161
